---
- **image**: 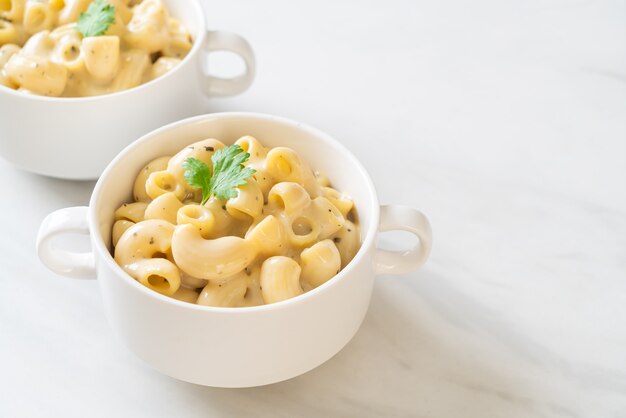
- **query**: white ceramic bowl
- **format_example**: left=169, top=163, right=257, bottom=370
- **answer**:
left=36, top=113, right=432, bottom=388
left=0, top=0, right=255, bottom=180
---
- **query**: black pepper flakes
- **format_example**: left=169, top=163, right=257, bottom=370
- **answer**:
left=333, top=237, right=342, bottom=244
left=149, top=237, right=154, bottom=244
left=204, top=146, right=214, bottom=152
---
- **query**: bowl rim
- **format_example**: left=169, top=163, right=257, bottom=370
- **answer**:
left=90, top=112, right=380, bottom=313
left=0, top=0, right=206, bottom=102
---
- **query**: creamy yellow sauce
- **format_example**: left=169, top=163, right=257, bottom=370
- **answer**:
left=0, top=0, right=192, bottom=96
left=112, top=136, right=361, bottom=307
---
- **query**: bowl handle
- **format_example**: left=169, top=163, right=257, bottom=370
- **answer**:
left=36, top=206, right=96, bottom=280
left=199, top=30, right=256, bottom=97
left=374, top=205, right=432, bottom=275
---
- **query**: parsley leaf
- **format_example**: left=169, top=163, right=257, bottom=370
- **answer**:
left=76, top=0, right=116, bottom=37
left=209, top=145, right=257, bottom=200
left=183, top=144, right=256, bottom=204
left=182, top=157, right=212, bottom=205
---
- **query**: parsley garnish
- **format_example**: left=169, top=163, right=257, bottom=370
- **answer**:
left=76, top=0, right=116, bottom=37
left=183, top=144, right=256, bottom=204
left=182, top=157, right=212, bottom=204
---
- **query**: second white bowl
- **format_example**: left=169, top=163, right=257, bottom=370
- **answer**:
left=0, top=0, right=255, bottom=180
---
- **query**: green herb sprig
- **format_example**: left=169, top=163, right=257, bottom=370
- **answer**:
left=76, top=0, right=116, bottom=37
left=183, top=144, right=256, bottom=204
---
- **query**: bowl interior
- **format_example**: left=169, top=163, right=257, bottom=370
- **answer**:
left=165, top=0, right=203, bottom=37
left=91, top=113, right=379, bottom=303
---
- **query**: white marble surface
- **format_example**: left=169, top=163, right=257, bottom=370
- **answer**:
left=1, top=0, right=625, bottom=417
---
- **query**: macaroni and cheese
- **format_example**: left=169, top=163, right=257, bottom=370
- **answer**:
left=112, top=136, right=361, bottom=307
left=0, top=0, right=192, bottom=96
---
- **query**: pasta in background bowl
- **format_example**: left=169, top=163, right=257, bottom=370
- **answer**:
left=0, top=0, right=255, bottom=179
left=0, top=0, right=194, bottom=97
left=36, top=113, right=432, bottom=387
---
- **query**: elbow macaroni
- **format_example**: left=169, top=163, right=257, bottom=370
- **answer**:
left=114, top=219, right=181, bottom=296
left=0, top=0, right=192, bottom=96
left=113, top=136, right=361, bottom=307
left=260, top=256, right=303, bottom=304
left=300, top=239, right=341, bottom=290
